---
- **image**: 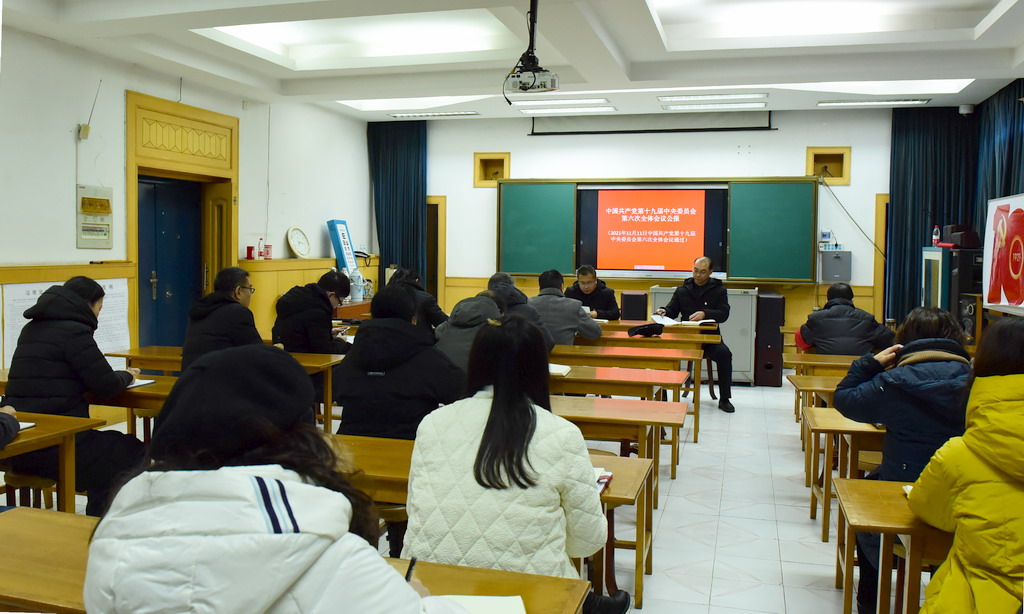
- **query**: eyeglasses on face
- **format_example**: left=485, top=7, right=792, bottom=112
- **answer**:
left=239, top=285, right=256, bottom=294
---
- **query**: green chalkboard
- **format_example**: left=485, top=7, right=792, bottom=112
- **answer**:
left=728, top=181, right=816, bottom=281
left=499, top=183, right=576, bottom=274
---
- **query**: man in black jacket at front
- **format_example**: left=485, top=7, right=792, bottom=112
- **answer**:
left=181, top=267, right=263, bottom=371
left=797, top=283, right=894, bottom=355
left=273, top=269, right=352, bottom=403
left=564, top=265, right=621, bottom=321
left=655, top=256, right=735, bottom=413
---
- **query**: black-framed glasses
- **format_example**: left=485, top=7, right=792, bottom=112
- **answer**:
left=239, top=286, right=256, bottom=294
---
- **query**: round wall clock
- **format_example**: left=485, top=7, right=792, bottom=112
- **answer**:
left=287, top=226, right=311, bottom=259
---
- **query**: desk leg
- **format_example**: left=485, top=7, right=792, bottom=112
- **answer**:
left=635, top=465, right=651, bottom=609
left=803, top=410, right=812, bottom=487
left=840, top=521, right=856, bottom=612
left=822, top=434, right=835, bottom=542
left=901, top=534, right=923, bottom=614
left=691, top=360, right=701, bottom=444
left=591, top=506, right=607, bottom=596
left=642, top=425, right=659, bottom=511
left=877, top=533, right=896, bottom=614
left=125, top=407, right=136, bottom=436
left=810, top=429, right=821, bottom=520
left=57, top=433, right=76, bottom=513
left=604, top=509, right=619, bottom=595
left=322, top=368, right=334, bottom=434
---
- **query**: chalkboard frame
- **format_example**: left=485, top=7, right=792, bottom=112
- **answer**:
left=497, top=177, right=818, bottom=283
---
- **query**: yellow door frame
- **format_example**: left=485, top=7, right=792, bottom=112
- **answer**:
left=426, top=195, right=447, bottom=310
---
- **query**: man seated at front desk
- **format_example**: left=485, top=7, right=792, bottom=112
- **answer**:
left=564, top=265, right=620, bottom=321
left=655, top=256, right=735, bottom=413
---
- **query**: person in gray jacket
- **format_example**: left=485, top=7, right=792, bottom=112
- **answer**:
left=528, top=270, right=603, bottom=346
left=434, top=294, right=502, bottom=376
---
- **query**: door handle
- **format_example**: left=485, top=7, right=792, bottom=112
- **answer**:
left=150, top=270, right=158, bottom=301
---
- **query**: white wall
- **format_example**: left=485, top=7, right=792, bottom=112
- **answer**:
left=427, top=110, right=891, bottom=285
left=0, top=27, right=371, bottom=266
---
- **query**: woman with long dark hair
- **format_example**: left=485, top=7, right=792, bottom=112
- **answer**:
left=2, top=276, right=143, bottom=516
left=908, top=317, right=1024, bottom=614
left=834, top=306, right=972, bottom=613
left=402, top=316, right=629, bottom=614
left=85, top=345, right=464, bottom=613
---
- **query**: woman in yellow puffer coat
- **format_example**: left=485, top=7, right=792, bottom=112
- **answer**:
left=908, top=316, right=1024, bottom=614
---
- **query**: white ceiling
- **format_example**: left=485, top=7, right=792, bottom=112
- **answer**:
left=5, top=0, right=1023, bottom=121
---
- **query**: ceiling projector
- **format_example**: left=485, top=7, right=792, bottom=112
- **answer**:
left=505, top=69, right=559, bottom=93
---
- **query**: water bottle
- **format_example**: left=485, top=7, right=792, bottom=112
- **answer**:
left=256, top=237, right=265, bottom=260
left=931, top=226, right=940, bottom=246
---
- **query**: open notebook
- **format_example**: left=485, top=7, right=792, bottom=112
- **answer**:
left=548, top=363, right=571, bottom=377
left=127, top=379, right=156, bottom=389
left=651, top=314, right=715, bottom=326
left=441, top=595, right=526, bottom=614
left=18, top=421, right=35, bottom=431
left=593, top=467, right=613, bottom=494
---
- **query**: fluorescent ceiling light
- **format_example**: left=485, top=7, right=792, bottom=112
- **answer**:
left=817, top=99, right=929, bottom=107
left=562, top=79, right=972, bottom=97
left=388, top=111, right=480, bottom=118
left=520, top=106, right=616, bottom=115
left=510, top=98, right=608, bottom=106
left=662, top=102, right=767, bottom=111
left=338, top=95, right=492, bottom=112
left=659, top=93, right=767, bottom=102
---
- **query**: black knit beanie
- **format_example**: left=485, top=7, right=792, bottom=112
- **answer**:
left=150, top=345, right=314, bottom=462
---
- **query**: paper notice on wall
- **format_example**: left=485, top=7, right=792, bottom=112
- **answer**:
left=2, top=278, right=129, bottom=370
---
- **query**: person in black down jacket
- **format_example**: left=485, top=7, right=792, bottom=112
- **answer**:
left=797, top=283, right=894, bottom=355
left=387, top=268, right=448, bottom=335
left=181, top=267, right=263, bottom=371
left=487, top=272, right=555, bottom=351
left=335, top=283, right=462, bottom=440
left=834, top=306, right=971, bottom=614
left=655, top=256, right=735, bottom=413
left=0, top=406, right=19, bottom=449
left=564, top=265, right=621, bottom=321
left=1, top=277, right=144, bottom=515
left=273, top=270, right=352, bottom=404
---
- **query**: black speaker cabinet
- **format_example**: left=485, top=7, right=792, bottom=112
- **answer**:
left=950, top=249, right=983, bottom=311
left=755, top=291, right=785, bottom=387
left=621, top=291, right=648, bottom=321
left=958, top=293, right=983, bottom=347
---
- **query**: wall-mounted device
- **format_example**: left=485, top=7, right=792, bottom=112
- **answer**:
left=76, top=184, right=114, bottom=249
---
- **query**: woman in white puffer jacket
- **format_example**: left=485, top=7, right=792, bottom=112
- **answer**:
left=403, top=316, right=630, bottom=614
left=85, top=345, right=465, bottom=614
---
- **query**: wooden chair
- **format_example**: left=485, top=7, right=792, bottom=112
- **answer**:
left=2, top=470, right=56, bottom=510
left=682, top=358, right=717, bottom=400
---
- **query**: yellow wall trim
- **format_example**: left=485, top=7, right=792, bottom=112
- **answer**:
left=0, top=263, right=138, bottom=285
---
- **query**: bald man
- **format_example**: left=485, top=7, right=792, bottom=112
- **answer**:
left=655, top=257, right=735, bottom=413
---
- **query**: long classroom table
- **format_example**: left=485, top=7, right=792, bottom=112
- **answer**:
left=0, top=412, right=105, bottom=513
left=576, top=331, right=721, bottom=350
left=334, top=435, right=655, bottom=608
left=105, top=346, right=345, bottom=433
left=783, top=352, right=858, bottom=376
left=0, top=507, right=590, bottom=614
left=598, top=320, right=718, bottom=334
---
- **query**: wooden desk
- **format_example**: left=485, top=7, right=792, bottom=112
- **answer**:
left=549, top=366, right=688, bottom=402
left=833, top=479, right=953, bottom=614
left=385, top=558, right=590, bottom=614
left=551, top=395, right=686, bottom=502
left=0, top=507, right=589, bottom=614
left=786, top=374, right=844, bottom=423
left=333, top=299, right=372, bottom=319
left=333, top=435, right=655, bottom=608
left=105, top=347, right=345, bottom=433
left=803, top=407, right=886, bottom=542
left=576, top=330, right=721, bottom=350
left=784, top=352, right=858, bottom=376
left=600, top=320, right=718, bottom=333
left=0, top=413, right=105, bottom=513
left=551, top=345, right=705, bottom=445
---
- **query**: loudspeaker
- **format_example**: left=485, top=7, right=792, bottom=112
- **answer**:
left=958, top=293, right=982, bottom=346
left=755, top=291, right=785, bottom=387
left=621, top=291, right=648, bottom=321
left=950, top=249, right=983, bottom=310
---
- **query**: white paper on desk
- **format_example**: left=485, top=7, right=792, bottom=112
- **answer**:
left=127, top=379, right=156, bottom=389
left=440, top=595, right=526, bottom=614
left=18, top=421, right=36, bottom=431
left=651, top=314, right=714, bottom=326
left=548, top=363, right=571, bottom=377
left=903, top=485, right=913, bottom=496
left=592, top=318, right=609, bottom=324
left=341, top=335, right=355, bottom=344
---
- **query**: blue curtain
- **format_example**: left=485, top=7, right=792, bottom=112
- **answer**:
left=886, top=108, right=979, bottom=321
left=367, top=121, right=427, bottom=281
left=974, top=79, right=1024, bottom=235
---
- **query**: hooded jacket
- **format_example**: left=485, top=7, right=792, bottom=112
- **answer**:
left=85, top=465, right=466, bottom=614
left=908, top=374, right=1024, bottom=614
left=335, top=318, right=463, bottom=439
left=434, top=296, right=501, bottom=375
left=272, top=283, right=350, bottom=355
left=487, top=282, right=555, bottom=350
left=403, top=390, right=607, bottom=579
left=564, top=279, right=621, bottom=320
left=798, top=297, right=894, bottom=355
left=528, top=288, right=602, bottom=346
left=661, top=277, right=730, bottom=324
left=3, top=286, right=132, bottom=417
left=834, top=338, right=970, bottom=482
left=181, top=293, right=263, bottom=371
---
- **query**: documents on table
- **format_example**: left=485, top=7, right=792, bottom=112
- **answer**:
left=651, top=314, right=715, bottom=326
left=126, top=379, right=156, bottom=389
left=17, top=421, right=35, bottom=431
left=593, top=467, right=614, bottom=493
left=548, top=363, right=572, bottom=377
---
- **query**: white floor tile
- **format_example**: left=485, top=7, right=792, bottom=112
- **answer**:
left=710, top=578, right=788, bottom=613
left=713, top=554, right=784, bottom=585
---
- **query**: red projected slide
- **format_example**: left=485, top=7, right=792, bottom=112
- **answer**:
left=597, top=190, right=706, bottom=271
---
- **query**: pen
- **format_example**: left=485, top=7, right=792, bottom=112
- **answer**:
left=404, top=556, right=418, bottom=582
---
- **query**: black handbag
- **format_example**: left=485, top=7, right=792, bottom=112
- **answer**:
left=627, top=323, right=664, bottom=337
